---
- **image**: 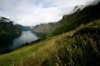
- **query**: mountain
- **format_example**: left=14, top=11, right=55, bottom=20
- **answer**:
left=51, top=2, right=100, bottom=35
left=32, top=2, right=100, bottom=37
left=0, top=1, right=100, bottom=66
left=0, top=20, right=100, bottom=66
left=0, top=17, right=21, bottom=46
left=32, top=22, right=59, bottom=38
left=15, top=24, right=31, bottom=31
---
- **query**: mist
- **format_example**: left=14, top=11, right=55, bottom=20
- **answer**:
left=0, top=0, right=99, bottom=26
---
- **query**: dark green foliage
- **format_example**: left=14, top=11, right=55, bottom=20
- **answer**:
left=52, top=2, right=100, bottom=36
left=0, top=17, right=21, bottom=46
left=44, top=27, right=100, bottom=66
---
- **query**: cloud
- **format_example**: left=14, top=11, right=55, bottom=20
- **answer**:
left=0, top=0, right=97, bottom=26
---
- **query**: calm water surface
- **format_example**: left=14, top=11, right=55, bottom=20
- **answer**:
left=0, top=31, right=38, bottom=51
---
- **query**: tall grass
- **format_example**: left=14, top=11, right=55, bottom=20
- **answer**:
left=10, top=27, right=100, bottom=66
left=44, top=32, right=100, bottom=66
left=1, top=20, right=100, bottom=66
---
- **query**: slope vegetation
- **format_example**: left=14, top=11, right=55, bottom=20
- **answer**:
left=52, top=2, right=100, bottom=35
left=0, top=20, right=100, bottom=66
left=0, top=2, right=100, bottom=66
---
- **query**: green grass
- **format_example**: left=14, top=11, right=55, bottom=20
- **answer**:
left=45, top=33, right=100, bottom=66
left=0, top=20, right=100, bottom=66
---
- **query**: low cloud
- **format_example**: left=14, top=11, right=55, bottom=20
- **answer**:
left=0, top=0, right=97, bottom=26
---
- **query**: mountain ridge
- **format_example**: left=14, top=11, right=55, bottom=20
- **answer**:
left=0, top=17, right=21, bottom=46
left=0, top=1, right=100, bottom=66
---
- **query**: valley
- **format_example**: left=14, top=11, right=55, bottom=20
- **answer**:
left=0, top=1, right=100, bottom=66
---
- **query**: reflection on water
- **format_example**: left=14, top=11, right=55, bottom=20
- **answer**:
left=10, top=31, right=38, bottom=49
left=0, top=31, right=38, bottom=51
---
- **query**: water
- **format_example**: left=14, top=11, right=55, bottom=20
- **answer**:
left=0, top=31, right=38, bottom=51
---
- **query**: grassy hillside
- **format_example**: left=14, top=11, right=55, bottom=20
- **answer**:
left=0, top=20, right=100, bottom=66
left=0, top=2, right=100, bottom=66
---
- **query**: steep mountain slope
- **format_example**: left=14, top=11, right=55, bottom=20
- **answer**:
left=32, top=22, right=59, bottom=38
left=32, top=2, right=100, bottom=37
left=0, top=1, right=100, bottom=66
left=0, top=20, right=100, bottom=66
left=15, top=24, right=31, bottom=31
left=0, top=17, right=21, bottom=46
left=52, top=2, right=100, bottom=35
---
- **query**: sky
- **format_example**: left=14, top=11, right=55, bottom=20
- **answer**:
left=0, top=0, right=98, bottom=26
